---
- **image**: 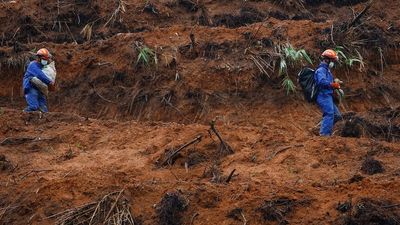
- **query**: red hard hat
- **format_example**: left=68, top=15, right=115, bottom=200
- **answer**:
left=36, top=48, right=50, bottom=60
left=322, top=49, right=338, bottom=61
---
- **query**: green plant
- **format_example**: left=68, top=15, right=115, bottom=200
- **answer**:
left=276, top=44, right=313, bottom=94
left=135, top=42, right=158, bottom=67
left=282, top=77, right=296, bottom=95
left=334, top=46, right=365, bottom=71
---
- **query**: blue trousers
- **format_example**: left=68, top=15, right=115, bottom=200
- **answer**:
left=24, top=88, right=48, bottom=112
left=317, top=93, right=342, bottom=136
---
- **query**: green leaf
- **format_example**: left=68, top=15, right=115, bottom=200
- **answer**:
left=299, top=50, right=313, bottom=64
left=282, top=77, right=296, bottom=95
left=136, top=46, right=156, bottom=65
left=279, top=58, right=287, bottom=76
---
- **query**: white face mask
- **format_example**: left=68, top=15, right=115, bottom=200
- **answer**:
left=41, top=59, right=48, bottom=66
left=329, top=62, right=335, bottom=69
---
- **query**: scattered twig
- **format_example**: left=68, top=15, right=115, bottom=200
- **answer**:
left=330, top=24, right=336, bottom=46
left=90, top=83, right=116, bottom=104
left=55, top=0, right=62, bottom=32
left=19, top=169, right=53, bottom=180
left=241, top=211, right=247, bottom=225
left=104, top=0, right=127, bottom=28
left=250, top=55, right=272, bottom=77
left=1, top=136, right=55, bottom=146
left=64, top=22, right=77, bottom=44
left=52, top=190, right=135, bottom=225
left=245, top=19, right=266, bottom=48
left=161, top=96, right=192, bottom=123
left=382, top=204, right=400, bottom=209
left=102, top=189, right=124, bottom=224
left=225, top=169, right=236, bottom=183
left=190, top=212, right=199, bottom=225
left=0, top=205, right=19, bottom=222
left=209, top=120, right=234, bottom=155
left=11, top=27, right=20, bottom=40
left=268, top=146, right=292, bottom=160
left=160, top=135, right=203, bottom=167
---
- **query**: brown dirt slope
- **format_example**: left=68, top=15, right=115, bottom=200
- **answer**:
left=0, top=0, right=400, bottom=224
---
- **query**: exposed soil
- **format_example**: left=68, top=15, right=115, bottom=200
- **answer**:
left=0, top=0, right=400, bottom=225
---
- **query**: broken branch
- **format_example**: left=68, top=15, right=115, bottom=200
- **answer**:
left=225, top=169, right=236, bottom=183
left=268, top=146, right=292, bottom=160
left=160, top=135, right=202, bottom=166
left=209, top=120, right=234, bottom=155
left=190, top=212, right=199, bottom=225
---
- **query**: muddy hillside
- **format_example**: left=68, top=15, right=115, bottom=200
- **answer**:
left=0, top=0, right=400, bottom=224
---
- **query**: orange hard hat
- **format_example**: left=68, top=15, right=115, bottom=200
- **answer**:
left=36, top=48, right=50, bottom=60
left=321, top=49, right=338, bottom=61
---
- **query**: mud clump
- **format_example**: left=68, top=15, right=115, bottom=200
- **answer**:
left=341, top=118, right=363, bottom=138
left=336, top=198, right=400, bottom=225
left=156, top=192, right=188, bottom=225
left=340, top=109, right=400, bottom=142
left=361, top=157, right=384, bottom=175
left=0, top=154, right=14, bottom=171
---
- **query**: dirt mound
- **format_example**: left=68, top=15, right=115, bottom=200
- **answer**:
left=0, top=109, right=399, bottom=224
left=0, top=154, right=14, bottom=172
left=156, top=192, right=188, bottom=225
left=340, top=108, right=400, bottom=142
left=361, top=157, right=385, bottom=175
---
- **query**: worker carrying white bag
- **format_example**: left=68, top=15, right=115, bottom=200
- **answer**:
left=23, top=48, right=56, bottom=112
left=30, top=58, right=57, bottom=96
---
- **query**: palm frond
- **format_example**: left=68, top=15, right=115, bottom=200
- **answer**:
left=282, top=76, right=296, bottom=95
left=299, top=50, right=313, bottom=64
left=334, top=46, right=365, bottom=71
left=279, top=57, right=287, bottom=76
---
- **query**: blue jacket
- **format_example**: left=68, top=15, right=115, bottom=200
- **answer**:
left=314, top=62, right=334, bottom=95
left=23, top=61, right=52, bottom=94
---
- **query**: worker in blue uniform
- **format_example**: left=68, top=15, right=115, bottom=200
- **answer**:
left=23, top=48, right=54, bottom=112
left=314, top=49, right=343, bottom=136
